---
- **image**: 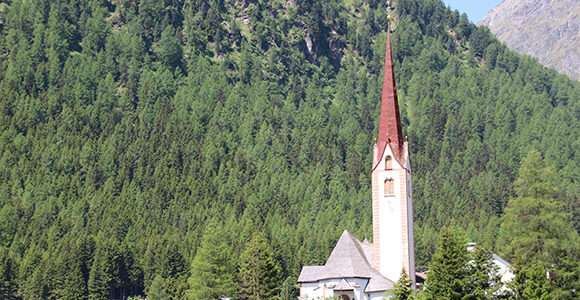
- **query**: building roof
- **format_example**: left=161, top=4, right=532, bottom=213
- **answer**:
left=297, top=266, right=326, bottom=282
left=366, top=272, right=397, bottom=293
left=374, top=26, right=404, bottom=169
left=333, top=279, right=355, bottom=291
left=297, top=230, right=395, bottom=292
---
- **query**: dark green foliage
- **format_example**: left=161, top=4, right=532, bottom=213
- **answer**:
left=510, top=264, right=553, bottom=300
left=154, top=26, right=183, bottom=70
left=238, top=233, right=281, bottom=300
left=425, top=227, right=469, bottom=300
left=0, top=0, right=578, bottom=298
left=394, top=269, right=413, bottom=300
left=0, top=205, right=17, bottom=247
left=0, top=247, right=17, bottom=295
left=425, top=229, right=503, bottom=300
left=465, top=246, right=501, bottom=299
left=469, top=26, right=492, bottom=58
left=497, top=150, right=579, bottom=298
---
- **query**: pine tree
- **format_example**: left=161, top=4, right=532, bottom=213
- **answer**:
left=88, top=251, right=112, bottom=300
left=393, top=269, right=413, bottom=300
left=55, top=242, right=89, bottom=300
left=425, top=226, right=468, bottom=300
left=238, top=233, right=281, bottom=300
left=154, top=25, right=183, bottom=70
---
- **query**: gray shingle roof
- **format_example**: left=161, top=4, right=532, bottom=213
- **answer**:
left=297, top=266, right=325, bottom=282
left=297, top=230, right=395, bottom=292
left=366, top=272, right=396, bottom=292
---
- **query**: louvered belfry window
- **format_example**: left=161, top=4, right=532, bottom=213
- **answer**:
left=384, top=178, right=395, bottom=195
left=385, top=156, right=392, bottom=169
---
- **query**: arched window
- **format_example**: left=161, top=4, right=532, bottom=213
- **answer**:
left=384, top=178, right=395, bottom=195
left=338, top=295, right=350, bottom=300
left=385, top=156, right=392, bottom=170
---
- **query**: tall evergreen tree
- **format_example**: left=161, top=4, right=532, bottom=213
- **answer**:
left=154, top=25, right=183, bottom=70
left=0, top=247, right=16, bottom=296
left=465, top=246, right=501, bottom=299
left=238, top=233, right=281, bottom=300
left=425, top=227, right=468, bottom=300
left=497, top=149, right=579, bottom=297
left=186, top=221, right=237, bottom=299
left=393, top=269, right=413, bottom=300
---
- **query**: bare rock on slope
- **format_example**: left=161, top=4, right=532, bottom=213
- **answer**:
left=479, top=0, right=580, bottom=80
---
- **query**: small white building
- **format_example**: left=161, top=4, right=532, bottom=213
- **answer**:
left=490, top=253, right=515, bottom=284
left=298, top=230, right=395, bottom=300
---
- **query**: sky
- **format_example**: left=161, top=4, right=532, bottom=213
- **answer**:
left=441, top=0, right=504, bottom=23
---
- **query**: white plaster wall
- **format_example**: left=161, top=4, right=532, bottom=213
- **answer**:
left=350, top=278, right=370, bottom=300
left=300, top=278, right=372, bottom=300
left=375, top=145, right=403, bottom=170
left=300, top=282, right=321, bottom=300
left=406, top=171, right=416, bottom=288
left=377, top=146, right=403, bottom=283
left=493, top=255, right=515, bottom=285
left=369, top=290, right=393, bottom=300
left=495, top=260, right=514, bottom=283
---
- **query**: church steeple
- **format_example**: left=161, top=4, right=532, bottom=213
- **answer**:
left=375, top=24, right=403, bottom=168
left=371, top=9, right=415, bottom=287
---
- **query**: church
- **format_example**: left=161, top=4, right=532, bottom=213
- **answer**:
left=297, top=22, right=416, bottom=300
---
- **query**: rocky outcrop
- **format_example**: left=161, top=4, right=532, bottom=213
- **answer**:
left=479, top=0, right=580, bottom=80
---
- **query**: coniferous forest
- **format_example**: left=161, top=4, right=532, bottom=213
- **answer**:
left=0, top=0, right=578, bottom=299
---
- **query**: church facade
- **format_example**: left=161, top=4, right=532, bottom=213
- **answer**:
left=297, top=25, right=415, bottom=300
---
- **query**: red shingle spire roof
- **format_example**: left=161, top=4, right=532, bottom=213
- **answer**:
left=375, top=27, right=403, bottom=166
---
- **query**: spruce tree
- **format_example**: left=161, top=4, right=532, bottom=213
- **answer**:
left=0, top=247, right=16, bottom=296
left=466, top=246, right=501, bottom=299
left=425, top=226, right=468, bottom=300
left=393, top=269, right=413, bottom=300
left=88, top=251, right=112, bottom=300
left=238, top=233, right=281, bottom=300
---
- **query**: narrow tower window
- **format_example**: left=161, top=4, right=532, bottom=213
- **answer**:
left=384, top=178, right=395, bottom=195
left=385, top=156, right=392, bottom=170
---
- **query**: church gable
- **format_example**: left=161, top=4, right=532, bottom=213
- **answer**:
left=374, top=142, right=405, bottom=171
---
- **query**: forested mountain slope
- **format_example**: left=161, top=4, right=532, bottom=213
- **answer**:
left=0, top=0, right=578, bottom=298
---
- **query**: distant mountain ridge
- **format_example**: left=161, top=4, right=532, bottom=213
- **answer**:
left=479, top=0, right=580, bottom=81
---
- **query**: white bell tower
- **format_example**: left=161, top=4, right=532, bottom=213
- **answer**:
left=371, top=12, right=415, bottom=287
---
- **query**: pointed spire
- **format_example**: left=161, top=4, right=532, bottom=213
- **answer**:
left=376, top=22, right=403, bottom=165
